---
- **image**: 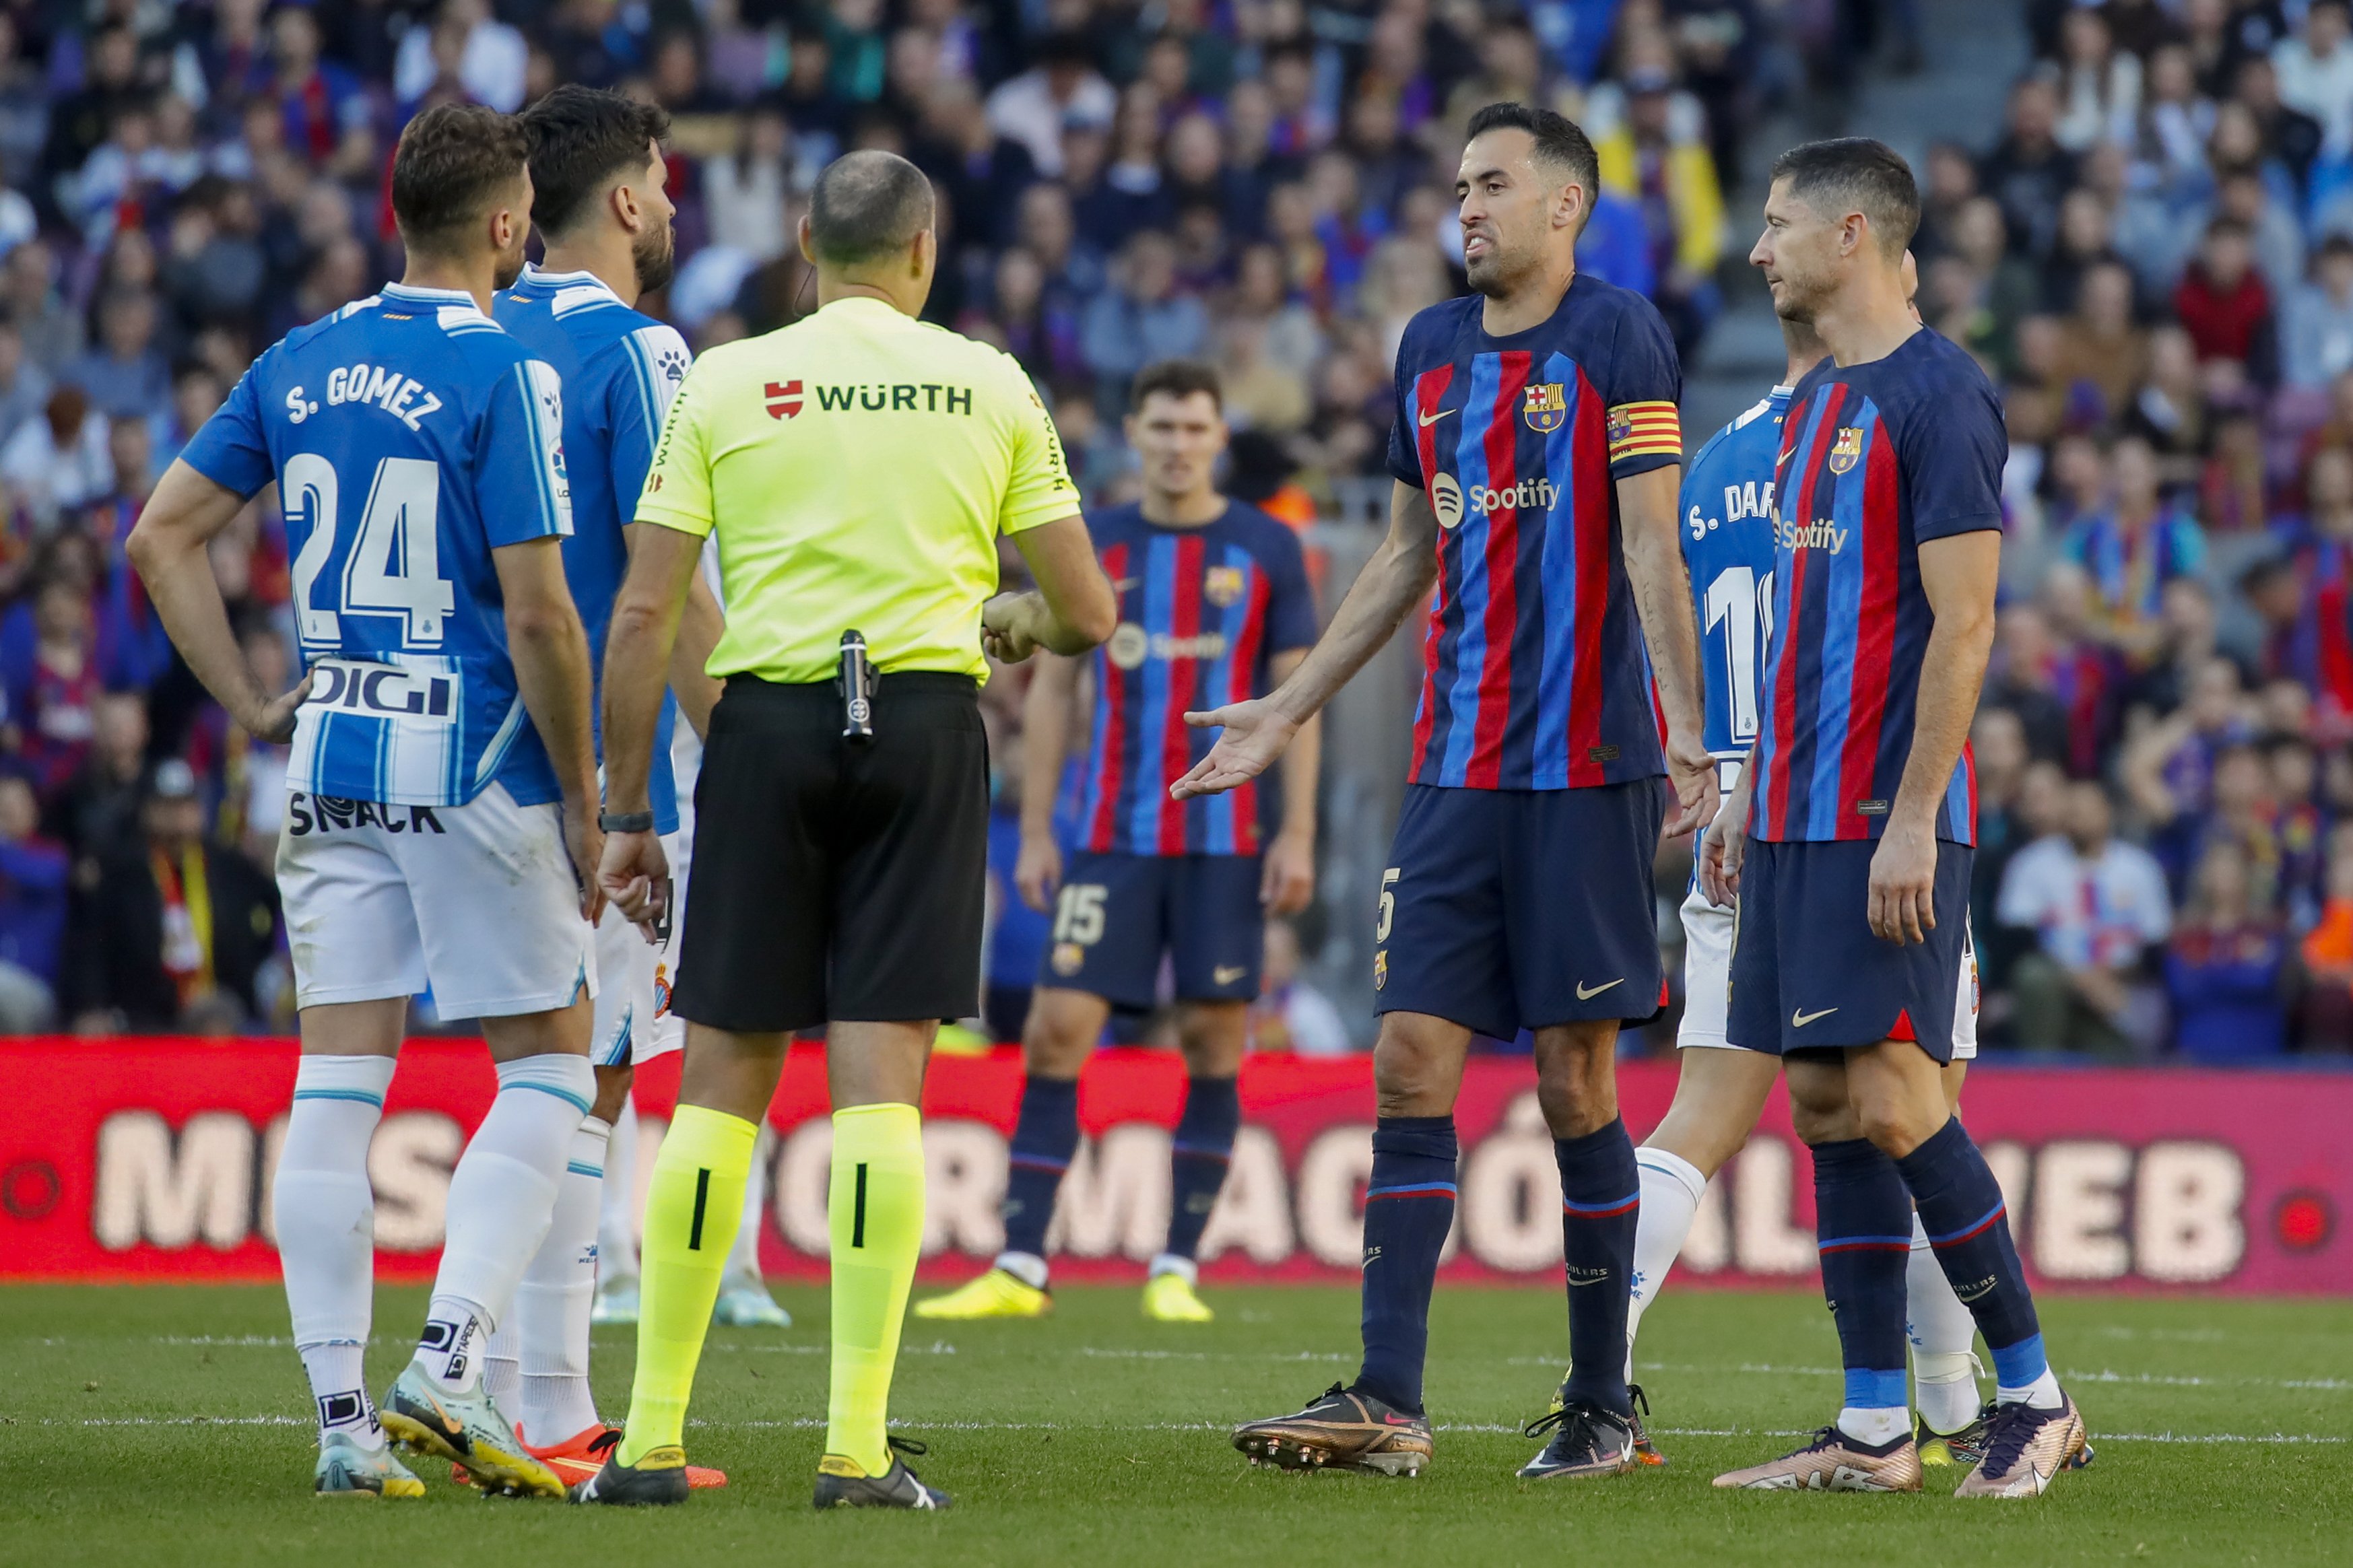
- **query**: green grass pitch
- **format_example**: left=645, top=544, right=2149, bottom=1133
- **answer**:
left=5, top=1281, right=2350, bottom=1565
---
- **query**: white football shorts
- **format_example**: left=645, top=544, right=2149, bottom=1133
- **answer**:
left=277, top=782, right=596, bottom=1018
left=1678, top=880, right=1978, bottom=1060
left=591, top=829, right=685, bottom=1067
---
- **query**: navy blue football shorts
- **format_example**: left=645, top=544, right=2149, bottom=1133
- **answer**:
left=1037, top=850, right=1263, bottom=1009
left=1374, top=779, right=1667, bottom=1040
left=1726, top=836, right=1975, bottom=1061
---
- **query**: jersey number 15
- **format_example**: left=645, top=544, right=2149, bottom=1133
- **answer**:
left=285, top=452, right=457, bottom=650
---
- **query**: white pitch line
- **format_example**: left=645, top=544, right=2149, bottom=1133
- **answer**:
left=40, top=1415, right=2347, bottom=1445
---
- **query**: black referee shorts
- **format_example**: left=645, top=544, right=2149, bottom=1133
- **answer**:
left=671, top=672, right=989, bottom=1033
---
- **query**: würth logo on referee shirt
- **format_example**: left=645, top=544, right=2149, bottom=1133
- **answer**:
left=765, top=381, right=979, bottom=417
left=766, top=380, right=803, bottom=419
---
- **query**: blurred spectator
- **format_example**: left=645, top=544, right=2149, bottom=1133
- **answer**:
left=0, top=318, right=51, bottom=452
left=0, top=385, right=112, bottom=525
left=5, top=580, right=102, bottom=803
left=2166, top=840, right=2290, bottom=1060
left=63, top=292, right=172, bottom=422
left=2062, top=434, right=2207, bottom=643
left=986, top=31, right=1114, bottom=178
left=51, top=689, right=146, bottom=868
left=1997, top=778, right=2174, bottom=1055
left=2298, top=836, right=2353, bottom=1047
left=64, top=758, right=277, bottom=1036
left=1592, top=53, right=1725, bottom=355
left=2173, top=217, right=2276, bottom=377
left=0, top=771, right=64, bottom=1029
left=1980, top=73, right=2079, bottom=258
left=1080, top=230, right=1207, bottom=411
left=393, top=0, right=527, bottom=114
left=2273, top=0, right=2353, bottom=155
left=1249, top=917, right=1350, bottom=1056
left=2283, top=232, right=2353, bottom=388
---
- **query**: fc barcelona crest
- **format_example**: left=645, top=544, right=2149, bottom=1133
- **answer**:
left=1828, top=426, right=1863, bottom=474
left=1203, top=565, right=1245, bottom=607
left=1524, top=381, right=1569, bottom=434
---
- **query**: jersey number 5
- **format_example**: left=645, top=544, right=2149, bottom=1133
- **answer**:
left=286, top=452, right=457, bottom=649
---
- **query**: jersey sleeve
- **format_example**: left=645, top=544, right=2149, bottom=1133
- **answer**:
left=999, top=361, right=1082, bottom=535
left=1900, top=381, right=2006, bottom=541
left=177, top=357, right=275, bottom=499
left=1603, top=296, right=1684, bottom=478
left=1260, top=522, right=1320, bottom=653
left=1386, top=325, right=1426, bottom=487
left=477, top=357, right=574, bottom=547
left=609, top=322, right=692, bottom=506
left=632, top=355, right=717, bottom=539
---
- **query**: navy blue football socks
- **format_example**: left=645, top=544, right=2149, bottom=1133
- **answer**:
left=1555, top=1119, right=1641, bottom=1417
left=1812, top=1137, right=1915, bottom=1416
left=1164, top=1076, right=1241, bottom=1262
left=999, top=1075, right=1082, bottom=1262
left=1897, top=1117, right=2048, bottom=1388
left=1352, top=1116, right=1458, bottom=1414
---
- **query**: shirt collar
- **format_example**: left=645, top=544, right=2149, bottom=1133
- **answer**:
left=519, top=263, right=622, bottom=302
left=381, top=281, right=482, bottom=308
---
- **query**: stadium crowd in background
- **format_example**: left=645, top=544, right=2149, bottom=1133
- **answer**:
left=9, top=0, right=2353, bottom=1062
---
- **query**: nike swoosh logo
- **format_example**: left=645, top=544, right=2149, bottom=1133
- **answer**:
left=1792, top=1007, right=1838, bottom=1027
left=1567, top=1275, right=1609, bottom=1287
left=1957, top=1281, right=1995, bottom=1303
left=1418, top=407, right=1455, bottom=426
left=1575, top=978, right=1625, bottom=1000
left=1213, top=965, right=1249, bottom=985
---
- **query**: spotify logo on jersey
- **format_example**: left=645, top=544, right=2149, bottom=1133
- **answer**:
left=1431, top=472, right=1463, bottom=529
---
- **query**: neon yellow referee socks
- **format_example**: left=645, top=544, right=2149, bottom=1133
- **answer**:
left=825, top=1101, right=925, bottom=1476
left=618, top=1104, right=756, bottom=1466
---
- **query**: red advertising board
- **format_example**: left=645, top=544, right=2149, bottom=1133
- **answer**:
left=1, top=1039, right=2342, bottom=1293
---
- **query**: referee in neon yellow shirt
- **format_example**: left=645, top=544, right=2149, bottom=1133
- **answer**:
left=576, top=150, right=1115, bottom=1510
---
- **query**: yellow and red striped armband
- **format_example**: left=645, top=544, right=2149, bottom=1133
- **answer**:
left=1605, top=401, right=1682, bottom=464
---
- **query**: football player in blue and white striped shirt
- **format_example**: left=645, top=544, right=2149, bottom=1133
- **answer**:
left=129, top=105, right=604, bottom=1501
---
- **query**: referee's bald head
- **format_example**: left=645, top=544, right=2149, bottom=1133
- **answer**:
left=805, top=151, right=937, bottom=269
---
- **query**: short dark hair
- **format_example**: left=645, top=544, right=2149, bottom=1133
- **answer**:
left=1131, top=359, right=1223, bottom=413
left=1463, top=102, right=1600, bottom=207
left=807, top=149, right=936, bottom=267
left=391, top=104, right=530, bottom=256
left=519, top=86, right=669, bottom=237
left=1770, top=137, right=1920, bottom=256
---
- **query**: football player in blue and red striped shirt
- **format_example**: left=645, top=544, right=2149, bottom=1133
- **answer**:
left=1184, top=104, right=1719, bottom=1485
left=1704, top=139, right=2088, bottom=1499
left=917, top=360, right=1321, bottom=1327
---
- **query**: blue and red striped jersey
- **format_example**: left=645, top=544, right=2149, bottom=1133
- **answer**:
left=1078, top=502, right=1318, bottom=856
left=1383, top=275, right=1682, bottom=790
left=1747, top=329, right=2004, bottom=846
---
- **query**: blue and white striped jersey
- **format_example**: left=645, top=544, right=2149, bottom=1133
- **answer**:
left=179, top=282, right=574, bottom=808
left=1680, top=384, right=1789, bottom=761
left=494, top=265, right=689, bottom=834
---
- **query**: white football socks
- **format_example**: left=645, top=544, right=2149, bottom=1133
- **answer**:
left=1624, top=1147, right=1707, bottom=1382
left=276, top=1054, right=398, bottom=1447
left=484, top=1117, right=610, bottom=1442
left=1906, top=1213, right=1984, bottom=1432
left=416, top=1053, right=595, bottom=1392
left=596, top=1095, right=640, bottom=1289
left=995, top=1251, right=1049, bottom=1290
left=1999, top=1367, right=2065, bottom=1410
left=1837, top=1405, right=1910, bottom=1447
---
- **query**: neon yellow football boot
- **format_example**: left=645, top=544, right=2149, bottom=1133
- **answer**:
left=913, top=1267, right=1051, bottom=1320
left=1141, top=1271, right=1214, bottom=1323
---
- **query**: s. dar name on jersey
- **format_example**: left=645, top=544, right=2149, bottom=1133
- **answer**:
left=1385, top=274, right=1682, bottom=790
left=178, top=283, right=573, bottom=808
left=1079, top=502, right=1318, bottom=856
left=497, top=265, right=690, bottom=834
left=1682, top=384, right=1791, bottom=761
left=1748, top=329, right=2006, bottom=846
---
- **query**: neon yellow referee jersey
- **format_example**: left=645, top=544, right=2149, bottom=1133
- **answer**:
left=634, top=295, right=1080, bottom=683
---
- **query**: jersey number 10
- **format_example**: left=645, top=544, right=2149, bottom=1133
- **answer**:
left=1702, top=564, right=1776, bottom=744
left=285, top=453, right=457, bottom=649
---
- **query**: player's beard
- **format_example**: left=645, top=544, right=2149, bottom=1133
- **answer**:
left=1465, top=228, right=1538, bottom=300
left=1767, top=261, right=1835, bottom=326
left=633, top=219, right=676, bottom=296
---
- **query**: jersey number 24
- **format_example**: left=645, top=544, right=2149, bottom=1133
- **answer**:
left=285, top=453, right=457, bottom=650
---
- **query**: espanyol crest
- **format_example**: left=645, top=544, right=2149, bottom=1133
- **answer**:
left=1828, top=426, right=1863, bottom=474
left=1523, top=381, right=1568, bottom=434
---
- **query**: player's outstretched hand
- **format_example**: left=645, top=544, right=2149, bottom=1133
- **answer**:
left=1261, top=828, right=1315, bottom=914
left=1697, top=787, right=1748, bottom=909
left=598, top=827, right=670, bottom=938
left=248, top=673, right=312, bottom=745
left=1867, top=819, right=1937, bottom=945
left=1663, top=730, right=1719, bottom=839
left=981, top=592, right=1042, bottom=664
left=1170, top=697, right=1298, bottom=800
left=1014, top=831, right=1062, bottom=912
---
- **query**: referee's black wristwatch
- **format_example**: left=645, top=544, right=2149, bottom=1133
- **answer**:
left=598, top=810, right=656, bottom=833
